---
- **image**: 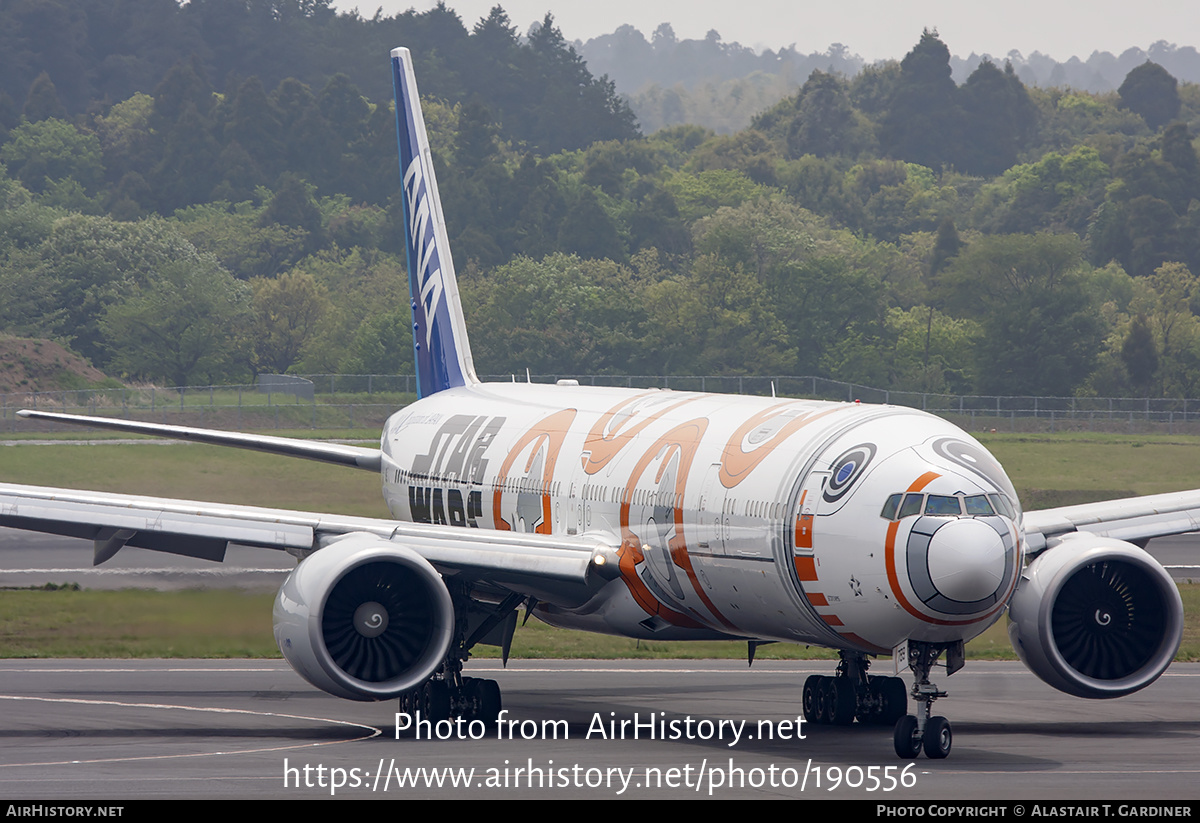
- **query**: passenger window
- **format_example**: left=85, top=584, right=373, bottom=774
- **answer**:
left=925, top=495, right=963, bottom=515
left=880, top=493, right=903, bottom=520
left=964, top=495, right=995, bottom=515
left=897, top=493, right=924, bottom=518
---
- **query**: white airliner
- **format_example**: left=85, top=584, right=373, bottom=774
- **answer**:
left=0, top=48, right=1192, bottom=760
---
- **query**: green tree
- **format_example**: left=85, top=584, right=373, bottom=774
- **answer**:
left=461, top=253, right=645, bottom=374
left=249, top=271, right=330, bottom=374
left=101, top=256, right=250, bottom=386
left=1118, top=61, right=1181, bottom=131
left=958, top=61, right=1036, bottom=176
left=556, top=189, right=624, bottom=262
left=785, top=70, right=869, bottom=159
left=0, top=119, right=104, bottom=195
left=259, top=172, right=324, bottom=252
left=22, top=72, right=66, bottom=122
left=1121, top=313, right=1159, bottom=394
left=880, top=30, right=961, bottom=169
left=941, top=234, right=1104, bottom=395
left=1140, top=262, right=1200, bottom=396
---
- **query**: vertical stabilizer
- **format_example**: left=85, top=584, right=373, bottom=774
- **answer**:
left=391, top=47, right=478, bottom=397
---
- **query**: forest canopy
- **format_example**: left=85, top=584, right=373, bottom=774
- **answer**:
left=2, top=4, right=1200, bottom=400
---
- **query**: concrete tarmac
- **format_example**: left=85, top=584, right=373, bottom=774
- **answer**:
left=0, top=659, right=1197, bottom=800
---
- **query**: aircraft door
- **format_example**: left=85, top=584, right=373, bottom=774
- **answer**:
left=793, top=470, right=828, bottom=557
left=697, top=462, right=726, bottom=555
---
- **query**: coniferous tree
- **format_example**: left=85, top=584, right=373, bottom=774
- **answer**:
left=1118, top=61, right=1181, bottom=130
left=959, top=61, right=1036, bottom=176
left=880, top=30, right=961, bottom=169
left=23, top=72, right=66, bottom=122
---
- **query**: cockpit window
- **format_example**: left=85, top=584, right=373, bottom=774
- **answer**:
left=924, top=495, right=963, bottom=515
left=897, top=493, right=924, bottom=519
left=883, top=491, right=1015, bottom=521
left=988, top=493, right=1016, bottom=519
left=880, top=493, right=903, bottom=520
left=964, top=494, right=995, bottom=515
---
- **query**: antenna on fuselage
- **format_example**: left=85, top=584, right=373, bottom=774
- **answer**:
left=771, top=381, right=776, bottom=398
left=526, top=368, right=531, bottom=384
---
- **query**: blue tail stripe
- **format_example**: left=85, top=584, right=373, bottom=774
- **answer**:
left=391, top=48, right=476, bottom=397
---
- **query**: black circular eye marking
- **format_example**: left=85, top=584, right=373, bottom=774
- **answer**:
left=823, top=443, right=876, bottom=503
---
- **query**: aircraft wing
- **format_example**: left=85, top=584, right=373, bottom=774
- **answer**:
left=0, top=482, right=619, bottom=605
left=15, top=410, right=382, bottom=472
left=1022, top=489, right=1200, bottom=552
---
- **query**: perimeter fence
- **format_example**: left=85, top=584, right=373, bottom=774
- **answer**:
left=4, top=373, right=1200, bottom=435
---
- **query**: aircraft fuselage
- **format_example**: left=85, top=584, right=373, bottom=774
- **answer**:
left=380, top=382, right=1024, bottom=656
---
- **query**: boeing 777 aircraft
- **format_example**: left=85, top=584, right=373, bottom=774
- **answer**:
left=0, top=48, right=1193, bottom=761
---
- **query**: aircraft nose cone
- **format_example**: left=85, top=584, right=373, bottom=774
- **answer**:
left=926, top=518, right=1007, bottom=602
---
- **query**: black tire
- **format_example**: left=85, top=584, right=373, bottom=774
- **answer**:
left=893, top=714, right=921, bottom=759
left=923, top=716, right=952, bottom=759
left=881, top=677, right=908, bottom=724
left=828, top=677, right=856, bottom=725
left=802, top=675, right=824, bottom=724
left=817, top=676, right=836, bottom=724
left=396, top=688, right=418, bottom=735
left=421, top=679, right=451, bottom=723
left=473, top=679, right=503, bottom=723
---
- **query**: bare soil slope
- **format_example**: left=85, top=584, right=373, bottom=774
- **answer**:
left=0, top=336, right=110, bottom=394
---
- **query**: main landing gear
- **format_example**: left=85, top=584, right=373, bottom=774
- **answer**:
left=803, top=643, right=961, bottom=759
left=802, top=652, right=908, bottom=727
left=892, top=640, right=960, bottom=760
left=398, top=668, right=502, bottom=725
left=397, top=589, right=520, bottom=728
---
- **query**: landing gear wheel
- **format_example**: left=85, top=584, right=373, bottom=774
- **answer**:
left=469, top=678, right=502, bottom=723
left=421, top=679, right=451, bottom=723
left=893, top=715, right=921, bottom=759
left=923, top=716, right=952, bottom=759
left=827, top=677, right=855, bottom=726
left=881, top=677, right=908, bottom=725
left=396, top=688, right=419, bottom=735
left=802, top=675, right=822, bottom=723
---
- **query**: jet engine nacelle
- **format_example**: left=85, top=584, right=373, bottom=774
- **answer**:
left=273, top=533, right=454, bottom=701
left=1007, top=534, right=1182, bottom=699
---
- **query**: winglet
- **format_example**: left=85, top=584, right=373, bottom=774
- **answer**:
left=391, top=47, right=478, bottom=398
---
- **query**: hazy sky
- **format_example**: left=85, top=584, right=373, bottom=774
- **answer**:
left=334, top=0, right=1198, bottom=62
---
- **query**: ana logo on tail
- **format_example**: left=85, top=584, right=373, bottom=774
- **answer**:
left=390, top=47, right=478, bottom=397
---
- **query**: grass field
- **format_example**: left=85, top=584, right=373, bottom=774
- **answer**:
left=3, top=429, right=1200, bottom=660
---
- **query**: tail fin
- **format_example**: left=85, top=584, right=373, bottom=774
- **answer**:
left=391, top=47, right=478, bottom=397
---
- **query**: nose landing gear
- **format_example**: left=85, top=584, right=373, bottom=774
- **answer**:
left=893, top=640, right=959, bottom=759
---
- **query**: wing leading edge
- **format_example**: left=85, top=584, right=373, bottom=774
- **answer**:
left=1023, top=488, right=1200, bottom=552
left=0, top=482, right=619, bottom=604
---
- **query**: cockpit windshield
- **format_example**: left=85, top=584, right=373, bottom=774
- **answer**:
left=879, top=491, right=1015, bottom=521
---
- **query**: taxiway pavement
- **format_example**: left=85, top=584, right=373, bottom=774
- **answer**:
left=0, top=659, right=1197, bottom=800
